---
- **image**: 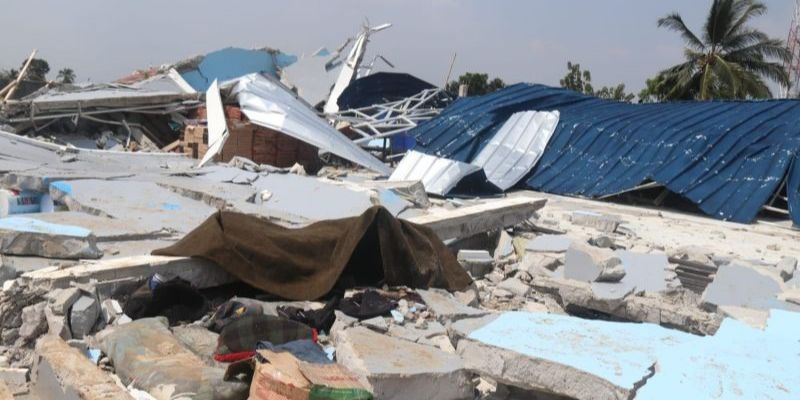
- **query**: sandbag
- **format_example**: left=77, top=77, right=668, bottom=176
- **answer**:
left=153, top=207, right=471, bottom=300
left=95, top=317, right=248, bottom=400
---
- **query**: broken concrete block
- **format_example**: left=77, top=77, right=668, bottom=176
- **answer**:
left=494, top=231, right=514, bottom=260
left=564, top=242, right=621, bottom=282
left=497, top=278, right=530, bottom=297
left=0, top=217, right=103, bottom=260
left=778, top=288, right=800, bottom=306
left=46, top=287, right=82, bottom=316
left=525, top=234, right=572, bottom=253
left=417, top=289, right=488, bottom=323
left=616, top=251, right=669, bottom=293
left=0, top=262, right=16, bottom=285
left=776, top=256, right=797, bottom=282
left=18, top=302, right=47, bottom=343
left=32, top=335, right=134, bottom=399
left=588, top=235, right=616, bottom=249
left=69, top=296, right=100, bottom=339
left=0, top=367, right=27, bottom=395
left=387, top=320, right=447, bottom=344
left=668, top=245, right=714, bottom=267
left=100, top=299, right=123, bottom=324
left=44, top=306, right=71, bottom=340
left=702, top=263, right=800, bottom=312
left=0, top=379, right=12, bottom=400
left=457, top=250, right=494, bottom=278
left=595, top=260, right=626, bottom=283
left=570, top=211, right=621, bottom=233
left=334, top=326, right=473, bottom=400
left=453, top=286, right=480, bottom=307
left=362, top=317, right=389, bottom=333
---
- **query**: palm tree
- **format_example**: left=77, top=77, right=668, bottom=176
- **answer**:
left=56, top=68, right=76, bottom=84
left=656, top=0, right=790, bottom=100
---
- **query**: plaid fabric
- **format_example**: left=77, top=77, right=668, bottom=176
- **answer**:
left=216, top=315, right=315, bottom=356
left=308, top=386, right=373, bottom=400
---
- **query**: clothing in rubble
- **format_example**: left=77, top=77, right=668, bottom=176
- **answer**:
left=123, top=275, right=209, bottom=325
left=256, top=339, right=332, bottom=365
left=208, top=298, right=264, bottom=333
left=338, top=290, right=396, bottom=320
left=215, top=314, right=316, bottom=363
left=153, top=206, right=472, bottom=300
left=278, top=295, right=340, bottom=332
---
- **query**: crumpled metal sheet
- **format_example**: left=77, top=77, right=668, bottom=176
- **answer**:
left=411, top=84, right=800, bottom=224
left=198, top=80, right=228, bottom=168
left=233, top=74, right=390, bottom=175
left=471, top=110, right=559, bottom=191
left=389, top=150, right=481, bottom=196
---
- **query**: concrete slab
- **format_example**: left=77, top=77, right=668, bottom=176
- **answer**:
left=0, top=217, right=102, bottom=259
left=334, top=326, right=473, bottom=400
left=459, top=310, right=800, bottom=400
left=570, top=210, right=621, bottom=233
left=564, top=243, right=618, bottom=282
left=616, top=251, right=669, bottom=293
left=15, top=211, right=172, bottom=242
left=526, top=235, right=572, bottom=253
left=702, top=263, right=800, bottom=312
left=50, top=179, right=217, bottom=234
left=417, top=289, right=489, bottom=323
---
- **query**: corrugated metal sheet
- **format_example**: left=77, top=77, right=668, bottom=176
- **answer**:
left=472, top=111, right=559, bottom=191
left=410, top=84, right=800, bottom=224
left=233, top=74, right=391, bottom=175
left=389, top=150, right=481, bottom=196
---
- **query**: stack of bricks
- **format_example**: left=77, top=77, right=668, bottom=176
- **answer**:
left=181, top=106, right=322, bottom=172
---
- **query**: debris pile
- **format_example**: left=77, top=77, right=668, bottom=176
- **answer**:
left=1, top=24, right=799, bottom=400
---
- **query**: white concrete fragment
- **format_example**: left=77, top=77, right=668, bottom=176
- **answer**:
left=776, top=256, right=797, bottom=282
left=417, top=289, right=488, bottom=323
left=525, top=235, right=572, bottom=253
left=0, top=367, right=27, bottom=395
left=457, top=250, right=494, bottom=278
left=46, top=287, right=82, bottom=315
left=497, top=278, right=530, bottom=297
left=334, top=326, right=473, bottom=400
left=19, top=302, right=47, bottom=343
left=564, top=243, right=621, bottom=282
left=570, top=211, right=621, bottom=233
left=362, top=317, right=389, bottom=333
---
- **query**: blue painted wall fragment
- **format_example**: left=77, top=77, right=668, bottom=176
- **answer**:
left=410, top=84, right=800, bottom=224
left=0, top=216, right=92, bottom=237
left=468, top=311, right=800, bottom=399
left=179, top=47, right=298, bottom=92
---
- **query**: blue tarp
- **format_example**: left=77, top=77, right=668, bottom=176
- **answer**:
left=411, top=84, right=800, bottom=224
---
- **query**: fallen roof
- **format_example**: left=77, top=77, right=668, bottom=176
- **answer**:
left=337, top=72, right=437, bottom=110
left=232, top=74, right=391, bottom=175
left=410, top=84, right=800, bottom=224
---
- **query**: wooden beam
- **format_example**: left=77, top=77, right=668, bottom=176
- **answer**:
left=3, top=49, right=37, bottom=101
left=161, top=139, right=181, bottom=152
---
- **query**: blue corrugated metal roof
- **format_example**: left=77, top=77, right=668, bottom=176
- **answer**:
left=410, top=84, right=800, bottom=224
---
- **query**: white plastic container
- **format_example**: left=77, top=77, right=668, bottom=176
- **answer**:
left=0, top=189, right=42, bottom=216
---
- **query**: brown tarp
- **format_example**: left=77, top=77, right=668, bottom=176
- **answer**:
left=153, top=206, right=471, bottom=300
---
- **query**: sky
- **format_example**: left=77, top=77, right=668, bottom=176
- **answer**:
left=0, top=0, right=794, bottom=94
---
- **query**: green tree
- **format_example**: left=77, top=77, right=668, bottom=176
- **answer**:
left=559, top=62, right=635, bottom=102
left=656, top=0, right=790, bottom=100
left=23, top=58, right=50, bottom=82
left=638, top=75, right=668, bottom=103
left=560, top=62, right=594, bottom=95
left=446, top=72, right=506, bottom=96
left=57, top=68, right=76, bottom=84
left=0, top=69, right=19, bottom=88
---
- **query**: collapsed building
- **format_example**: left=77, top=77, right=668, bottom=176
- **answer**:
left=0, top=24, right=799, bottom=400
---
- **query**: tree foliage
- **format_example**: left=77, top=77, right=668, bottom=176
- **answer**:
left=446, top=72, right=506, bottom=96
left=559, top=62, right=635, bottom=102
left=57, top=68, right=76, bottom=84
left=655, top=0, right=790, bottom=100
left=24, top=58, right=50, bottom=82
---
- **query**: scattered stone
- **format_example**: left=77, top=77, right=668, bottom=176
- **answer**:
left=0, top=263, right=16, bottom=285
left=491, top=288, right=514, bottom=299
left=69, top=296, right=100, bottom=339
left=18, top=302, right=47, bottom=344
left=458, top=250, right=494, bottom=278
left=334, top=326, right=473, bottom=400
left=668, top=246, right=714, bottom=267
left=485, top=271, right=504, bottom=284
left=497, top=278, right=530, bottom=297
left=776, top=256, right=797, bottom=282
left=494, top=231, right=515, bottom=261
left=588, top=235, right=616, bottom=249
left=362, top=317, right=389, bottom=333
left=330, top=310, right=358, bottom=340
left=417, top=289, right=488, bottom=323
left=453, top=286, right=480, bottom=307
left=564, top=242, right=621, bottom=282
left=526, top=235, right=572, bottom=253
left=100, top=299, right=123, bottom=324
left=46, top=287, right=82, bottom=315
left=570, top=210, right=621, bottom=233
left=595, top=260, right=626, bottom=283
left=0, top=367, right=27, bottom=395
left=43, top=307, right=71, bottom=340
left=32, top=335, right=134, bottom=399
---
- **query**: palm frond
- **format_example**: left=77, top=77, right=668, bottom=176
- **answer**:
left=658, top=13, right=706, bottom=51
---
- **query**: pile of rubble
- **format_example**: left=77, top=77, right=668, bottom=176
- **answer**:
left=1, top=23, right=799, bottom=400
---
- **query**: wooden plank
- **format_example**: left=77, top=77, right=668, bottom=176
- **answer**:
left=160, top=139, right=181, bottom=152
left=3, top=49, right=37, bottom=101
left=407, top=196, right=547, bottom=240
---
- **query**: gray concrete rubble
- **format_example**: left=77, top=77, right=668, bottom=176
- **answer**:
left=334, top=326, right=473, bottom=400
left=457, top=250, right=494, bottom=278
